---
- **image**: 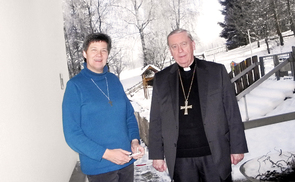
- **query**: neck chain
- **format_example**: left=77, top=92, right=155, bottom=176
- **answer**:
left=178, top=66, right=196, bottom=115
left=91, top=77, right=112, bottom=106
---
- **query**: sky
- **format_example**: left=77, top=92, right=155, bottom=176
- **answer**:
left=196, top=0, right=225, bottom=46
left=120, top=31, right=295, bottom=181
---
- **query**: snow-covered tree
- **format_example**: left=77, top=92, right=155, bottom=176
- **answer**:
left=219, top=0, right=295, bottom=50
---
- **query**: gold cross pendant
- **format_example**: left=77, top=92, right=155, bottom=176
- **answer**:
left=180, top=100, right=192, bottom=115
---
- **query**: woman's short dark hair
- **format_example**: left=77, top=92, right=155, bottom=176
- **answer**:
left=82, top=33, right=112, bottom=53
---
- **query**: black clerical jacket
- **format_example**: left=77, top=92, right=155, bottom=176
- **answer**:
left=149, top=58, right=248, bottom=180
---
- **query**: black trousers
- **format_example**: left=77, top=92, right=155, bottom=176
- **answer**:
left=173, top=155, right=232, bottom=182
left=87, top=164, right=134, bottom=182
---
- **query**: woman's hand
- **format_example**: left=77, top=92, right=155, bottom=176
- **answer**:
left=130, top=139, right=145, bottom=159
left=102, top=149, right=132, bottom=165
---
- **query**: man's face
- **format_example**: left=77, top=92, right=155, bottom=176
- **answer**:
left=168, top=32, right=195, bottom=68
left=83, top=41, right=108, bottom=74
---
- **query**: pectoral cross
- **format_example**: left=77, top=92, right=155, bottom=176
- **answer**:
left=180, top=100, right=192, bottom=115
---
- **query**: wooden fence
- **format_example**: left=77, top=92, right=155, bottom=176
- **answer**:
left=134, top=112, right=149, bottom=146
left=259, top=48, right=295, bottom=80
left=229, top=46, right=295, bottom=124
left=230, top=46, right=295, bottom=96
left=229, top=56, right=260, bottom=95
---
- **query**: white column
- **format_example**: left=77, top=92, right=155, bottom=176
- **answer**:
left=0, top=1, right=77, bottom=181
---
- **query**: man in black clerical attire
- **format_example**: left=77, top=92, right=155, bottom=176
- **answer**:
left=149, top=28, right=248, bottom=182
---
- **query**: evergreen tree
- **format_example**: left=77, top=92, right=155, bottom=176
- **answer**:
left=219, top=0, right=295, bottom=50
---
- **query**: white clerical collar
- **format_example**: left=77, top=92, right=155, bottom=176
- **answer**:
left=183, top=67, right=191, bottom=71
left=183, top=61, right=194, bottom=71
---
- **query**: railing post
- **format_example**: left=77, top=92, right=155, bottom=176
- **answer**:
left=252, top=56, right=260, bottom=81
left=273, top=55, right=280, bottom=80
left=290, top=46, right=295, bottom=81
left=243, top=95, right=249, bottom=121
left=259, top=57, right=265, bottom=76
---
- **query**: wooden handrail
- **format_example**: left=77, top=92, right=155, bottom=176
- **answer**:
left=244, top=111, right=295, bottom=130
left=236, top=59, right=289, bottom=100
left=231, top=62, right=259, bottom=83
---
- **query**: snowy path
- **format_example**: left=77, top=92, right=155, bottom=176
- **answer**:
left=134, top=142, right=171, bottom=182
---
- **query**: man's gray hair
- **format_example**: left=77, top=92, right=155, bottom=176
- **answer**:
left=167, top=29, right=194, bottom=45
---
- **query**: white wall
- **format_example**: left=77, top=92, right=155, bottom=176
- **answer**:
left=0, top=0, right=77, bottom=181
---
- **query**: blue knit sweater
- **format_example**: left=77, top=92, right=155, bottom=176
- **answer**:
left=62, top=63, right=140, bottom=175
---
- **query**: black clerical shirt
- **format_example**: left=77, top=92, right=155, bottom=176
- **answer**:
left=177, top=61, right=211, bottom=158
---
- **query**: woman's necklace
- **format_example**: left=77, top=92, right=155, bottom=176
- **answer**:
left=178, top=67, right=196, bottom=115
left=91, top=77, right=112, bottom=106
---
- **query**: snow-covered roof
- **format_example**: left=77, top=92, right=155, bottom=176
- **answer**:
left=140, top=64, right=160, bottom=75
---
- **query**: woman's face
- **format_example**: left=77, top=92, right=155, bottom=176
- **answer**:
left=83, top=41, right=109, bottom=73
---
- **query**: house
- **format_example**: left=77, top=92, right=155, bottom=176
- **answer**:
left=141, top=64, right=160, bottom=99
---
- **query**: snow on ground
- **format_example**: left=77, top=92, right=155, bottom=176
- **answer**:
left=236, top=120, right=295, bottom=180
left=207, top=31, right=295, bottom=72
left=240, top=150, right=295, bottom=181
left=121, top=31, right=295, bottom=181
left=134, top=142, right=171, bottom=182
left=120, top=67, right=143, bottom=91
left=238, top=76, right=295, bottom=121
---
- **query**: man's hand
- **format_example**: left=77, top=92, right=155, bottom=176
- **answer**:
left=102, top=149, right=131, bottom=165
left=152, top=159, right=167, bottom=172
left=130, top=139, right=145, bottom=159
left=231, top=154, right=244, bottom=165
